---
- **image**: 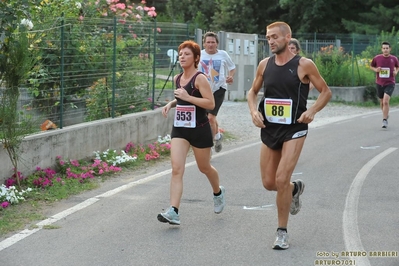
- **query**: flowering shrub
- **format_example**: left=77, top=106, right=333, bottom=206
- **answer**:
left=56, top=157, right=122, bottom=180
left=0, top=185, right=33, bottom=209
left=1, top=135, right=171, bottom=209
left=26, top=167, right=59, bottom=188
left=5, top=171, right=25, bottom=187
left=94, top=149, right=137, bottom=166
left=125, top=134, right=171, bottom=161
left=314, top=45, right=374, bottom=86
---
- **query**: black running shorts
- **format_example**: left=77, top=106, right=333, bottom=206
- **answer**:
left=171, top=122, right=213, bottom=148
left=376, top=83, right=395, bottom=98
left=261, top=122, right=308, bottom=150
left=207, top=88, right=226, bottom=116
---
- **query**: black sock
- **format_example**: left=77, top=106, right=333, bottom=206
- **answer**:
left=277, top=227, right=287, bottom=233
left=172, top=206, right=178, bottom=214
left=292, top=182, right=298, bottom=196
left=213, top=189, right=222, bottom=196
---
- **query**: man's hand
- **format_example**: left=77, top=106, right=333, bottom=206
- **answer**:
left=297, top=109, right=316, bottom=124
left=251, top=110, right=266, bottom=128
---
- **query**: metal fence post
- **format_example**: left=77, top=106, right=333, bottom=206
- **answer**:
left=111, top=16, right=117, bottom=118
left=152, top=19, right=157, bottom=110
left=60, top=12, right=65, bottom=129
left=351, top=34, right=355, bottom=86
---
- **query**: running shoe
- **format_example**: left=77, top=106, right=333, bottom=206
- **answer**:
left=290, top=179, right=305, bottom=215
left=382, top=119, right=388, bottom=128
left=273, top=229, right=289, bottom=250
left=157, top=206, right=180, bottom=225
left=213, top=186, right=225, bottom=214
left=214, top=134, right=223, bottom=153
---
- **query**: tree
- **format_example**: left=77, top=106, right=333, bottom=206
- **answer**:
left=212, top=0, right=258, bottom=33
left=342, top=1, right=399, bottom=34
left=0, top=0, right=38, bottom=186
left=163, top=0, right=216, bottom=29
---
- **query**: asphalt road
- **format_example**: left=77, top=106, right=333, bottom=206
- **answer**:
left=1, top=107, right=398, bottom=266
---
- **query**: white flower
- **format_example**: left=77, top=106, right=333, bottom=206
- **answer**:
left=157, top=134, right=171, bottom=144
left=20, top=18, right=34, bottom=30
left=75, top=2, right=82, bottom=9
left=0, top=184, right=33, bottom=206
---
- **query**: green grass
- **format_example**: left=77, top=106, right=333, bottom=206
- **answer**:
left=0, top=201, right=46, bottom=236
left=0, top=178, right=99, bottom=236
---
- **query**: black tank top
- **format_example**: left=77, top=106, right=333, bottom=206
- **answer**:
left=262, top=55, right=309, bottom=123
left=175, top=71, right=209, bottom=125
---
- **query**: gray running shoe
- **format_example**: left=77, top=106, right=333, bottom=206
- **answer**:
left=213, top=186, right=225, bottom=214
left=273, top=229, right=289, bottom=250
left=290, top=179, right=305, bottom=215
left=382, top=119, right=388, bottom=128
left=157, top=206, right=180, bottom=225
left=214, top=134, right=223, bottom=153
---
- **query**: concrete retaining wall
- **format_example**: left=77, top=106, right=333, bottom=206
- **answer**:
left=2, top=84, right=399, bottom=183
left=308, top=83, right=399, bottom=102
left=0, top=108, right=174, bottom=183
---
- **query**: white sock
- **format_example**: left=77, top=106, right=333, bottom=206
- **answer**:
left=215, top=132, right=221, bottom=140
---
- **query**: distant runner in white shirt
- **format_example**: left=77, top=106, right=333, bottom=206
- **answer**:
left=199, top=32, right=236, bottom=153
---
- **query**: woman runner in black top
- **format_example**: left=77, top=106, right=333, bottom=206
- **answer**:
left=157, top=40, right=226, bottom=225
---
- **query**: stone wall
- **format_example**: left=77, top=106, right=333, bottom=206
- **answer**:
left=0, top=108, right=174, bottom=183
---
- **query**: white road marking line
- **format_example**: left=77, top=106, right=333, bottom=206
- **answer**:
left=243, top=204, right=274, bottom=210
left=360, top=146, right=380, bottom=150
left=0, top=198, right=99, bottom=251
left=343, top=147, right=397, bottom=266
left=0, top=142, right=259, bottom=251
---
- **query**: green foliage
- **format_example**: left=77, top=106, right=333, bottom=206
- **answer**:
left=313, top=45, right=374, bottom=86
left=363, top=84, right=378, bottom=104
left=0, top=1, right=38, bottom=187
left=23, top=1, right=159, bottom=123
left=160, top=0, right=399, bottom=35
left=212, top=0, right=258, bottom=33
left=342, top=1, right=399, bottom=34
left=360, top=28, right=399, bottom=59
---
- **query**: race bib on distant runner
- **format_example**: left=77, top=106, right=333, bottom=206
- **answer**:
left=263, top=98, right=292, bottom=124
left=379, top=67, right=390, bottom=78
left=174, top=105, right=196, bottom=128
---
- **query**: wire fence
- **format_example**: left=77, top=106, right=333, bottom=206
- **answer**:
left=4, top=21, right=399, bottom=133
left=258, top=32, right=399, bottom=60
left=257, top=32, right=399, bottom=87
left=7, top=17, right=193, bottom=131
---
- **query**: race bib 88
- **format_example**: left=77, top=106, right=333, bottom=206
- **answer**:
left=263, top=98, right=292, bottom=125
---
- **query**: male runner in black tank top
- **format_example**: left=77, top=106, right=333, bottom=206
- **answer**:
left=247, top=21, right=332, bottom=250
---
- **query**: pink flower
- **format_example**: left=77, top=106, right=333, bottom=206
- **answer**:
left=157, top=27, right=161, bottom=33
left=5, top=178, right=16, bottom=188
left=115, top=3, right=126, bottom=10
left=1, top=202, right=10, bottom=208
left=148, top=10, right=157, bottom=17
left=70, top=160, right=80, bottom=167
